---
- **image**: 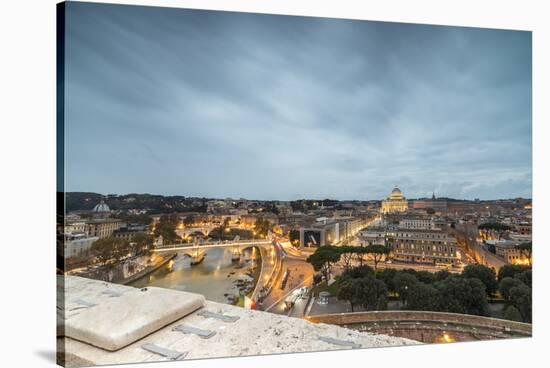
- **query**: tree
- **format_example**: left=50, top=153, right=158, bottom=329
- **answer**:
left=338, top=245, right=356, bottom=270
left=434, top=269, right=452, bottom=282
left=509, top=284, right=532, bottom=323
left=436, top=277, right=490, bottom=316
left=338, top=278, right=364, bottom=312
left=338, top=275, right=387, bottom=312
left=183, top=215, right=195, bottom=226
left=498, top=264, right=530, bottom=282
left=415, top=271, right=436, bottom=285
left=365, top=245, right=390, bottom=270
left=462, top=264, right=498, bottom=296
left=253, top=217, right=272, bottom=238
left=499, top=277, right=524, bottom=302
left=478, top=222, right=511, bottom=240
left=131, top=232, right=154, bottom=255
left=515, top=242, right=532, bottom=266
left=406, top=282, right=441, bottom=311
left=503, top=306, right=523, bottom=322
left=91, top=237, right=131, bottom=266
left=515, top=269, right=532, bottom=288
left=376, top=268, right=398, bottom=294
left=306, top=246, right=341, bottom=282
left=393, top=272, right=419, bottom=304
left=353, top=246, right=370, bottom=266
left=341, top=264, right=375, bottom=280
left=288, top=229, right=300, bottom=245
left=153, top=215, right=179, bottom=243
left=219, top=217, right=231, bottom=241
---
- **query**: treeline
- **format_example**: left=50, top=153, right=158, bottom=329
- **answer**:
left=65, top=192, right=208, bottom=213
left=307, top=246, right=532, bottom=323
left=338, top=264, right=531, bottom=323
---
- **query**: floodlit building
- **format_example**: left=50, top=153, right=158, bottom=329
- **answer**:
left=386, top=229, right=459, bottom=266
left=381, top=187, right=409, bottom=214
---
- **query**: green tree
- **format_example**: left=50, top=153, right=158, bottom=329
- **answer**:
left=503, top=306, right=523, bottom=322
left=338, top=245, right=356, bottom=270
left=340, top=264, right=375, bottom=281
left=338, top=278, right=364, bottom=312
left=393, top=272, right=419, bottom=304
left=515, top=269, right=532, bottom=288
left=509, top=284, right=532, bottom=323
left=153, top=215, right=179, bottom=243
left=434, top=269, right=452, bottom=282
left=415, top=271, right=436, bottom=284
left=353, top=246, right=370, bottom=266
left=498, top=277, right=524, bottom=302
left=406, top=282, right=441, bottom=311
left=131, top=232, right=154, bottom=255
left=306, top=246, right=341, bottom=282
left=91, top=237, right=131, bottom=266
left=498, top=264, right=530, bottom=282
left=376, top=268, right=398, bottom=294
left=462, top=264, right=498, bottom=296
left=338, top=275, right=387, bottom=312
left=364, top=244, right=390, bottom=270
left=436, top=277, right=490, bottom=316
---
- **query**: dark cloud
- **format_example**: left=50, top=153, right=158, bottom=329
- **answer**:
left=63, top=3, right=532, bottom=200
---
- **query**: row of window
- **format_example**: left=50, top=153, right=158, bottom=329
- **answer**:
left=397, top=243, right=455, bottom=253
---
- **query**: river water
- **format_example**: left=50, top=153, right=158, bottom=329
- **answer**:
left=130, top=247, right=260, bottom=304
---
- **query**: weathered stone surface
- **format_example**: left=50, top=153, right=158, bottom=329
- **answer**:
left=58, top=276, right=418, bottom=367
left=58, top=276, right=205, bottom=351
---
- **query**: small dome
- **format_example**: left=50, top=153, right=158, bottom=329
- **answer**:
left=391, top=187, right=402, bottom=195
left=92, top=200, right=110, bottom=213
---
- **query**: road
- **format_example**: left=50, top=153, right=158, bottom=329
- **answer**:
left=259, top=257, right=314, bottom=315
left=455, top=223, right=506, bottom=270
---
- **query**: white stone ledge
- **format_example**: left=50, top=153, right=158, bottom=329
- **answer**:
left=58, top=276, right=418, bottom=367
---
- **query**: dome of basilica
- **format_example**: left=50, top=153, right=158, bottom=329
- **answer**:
left=92, top=199, right=111, bottom=213
left=390, top=187, right=404, bottom=199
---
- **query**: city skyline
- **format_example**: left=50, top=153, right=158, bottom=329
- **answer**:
left=66, top=188, right=531, bottom=202
left=64, top=3, right=532, bottom=201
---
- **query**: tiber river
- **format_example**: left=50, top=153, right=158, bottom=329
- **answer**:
left=130, top=247, right=260, bottom=304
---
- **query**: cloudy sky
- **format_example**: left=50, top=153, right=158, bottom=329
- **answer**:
left=63, top=2, right=532, bottom=200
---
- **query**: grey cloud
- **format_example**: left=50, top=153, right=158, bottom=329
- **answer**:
left=63, top=3, right=532, bottom=200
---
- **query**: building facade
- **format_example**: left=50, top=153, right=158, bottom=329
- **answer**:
left=381, top=187, right=408, bottom=214
left=386, top=229, right=459, bottom=266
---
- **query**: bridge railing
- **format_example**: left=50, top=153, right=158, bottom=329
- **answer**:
left=153, top=239, right=272, bottom=250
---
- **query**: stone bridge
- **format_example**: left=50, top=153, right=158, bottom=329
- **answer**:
left=152, top=239, right=274, bottom=264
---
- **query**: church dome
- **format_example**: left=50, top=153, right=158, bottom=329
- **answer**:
left=389, top=187, right=405, bottom=200
left=92, top=200, right=110, bottom=213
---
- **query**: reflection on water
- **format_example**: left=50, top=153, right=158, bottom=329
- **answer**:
left=131, top=247, right=260, bottom=304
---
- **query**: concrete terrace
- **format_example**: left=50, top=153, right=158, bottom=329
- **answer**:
left=57, top=276, right=417, bottom=367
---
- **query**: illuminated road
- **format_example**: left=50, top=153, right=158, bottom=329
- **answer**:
left=259, top=257, right=314, bottom=315
left=455, top=224, right=506, bottom=270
